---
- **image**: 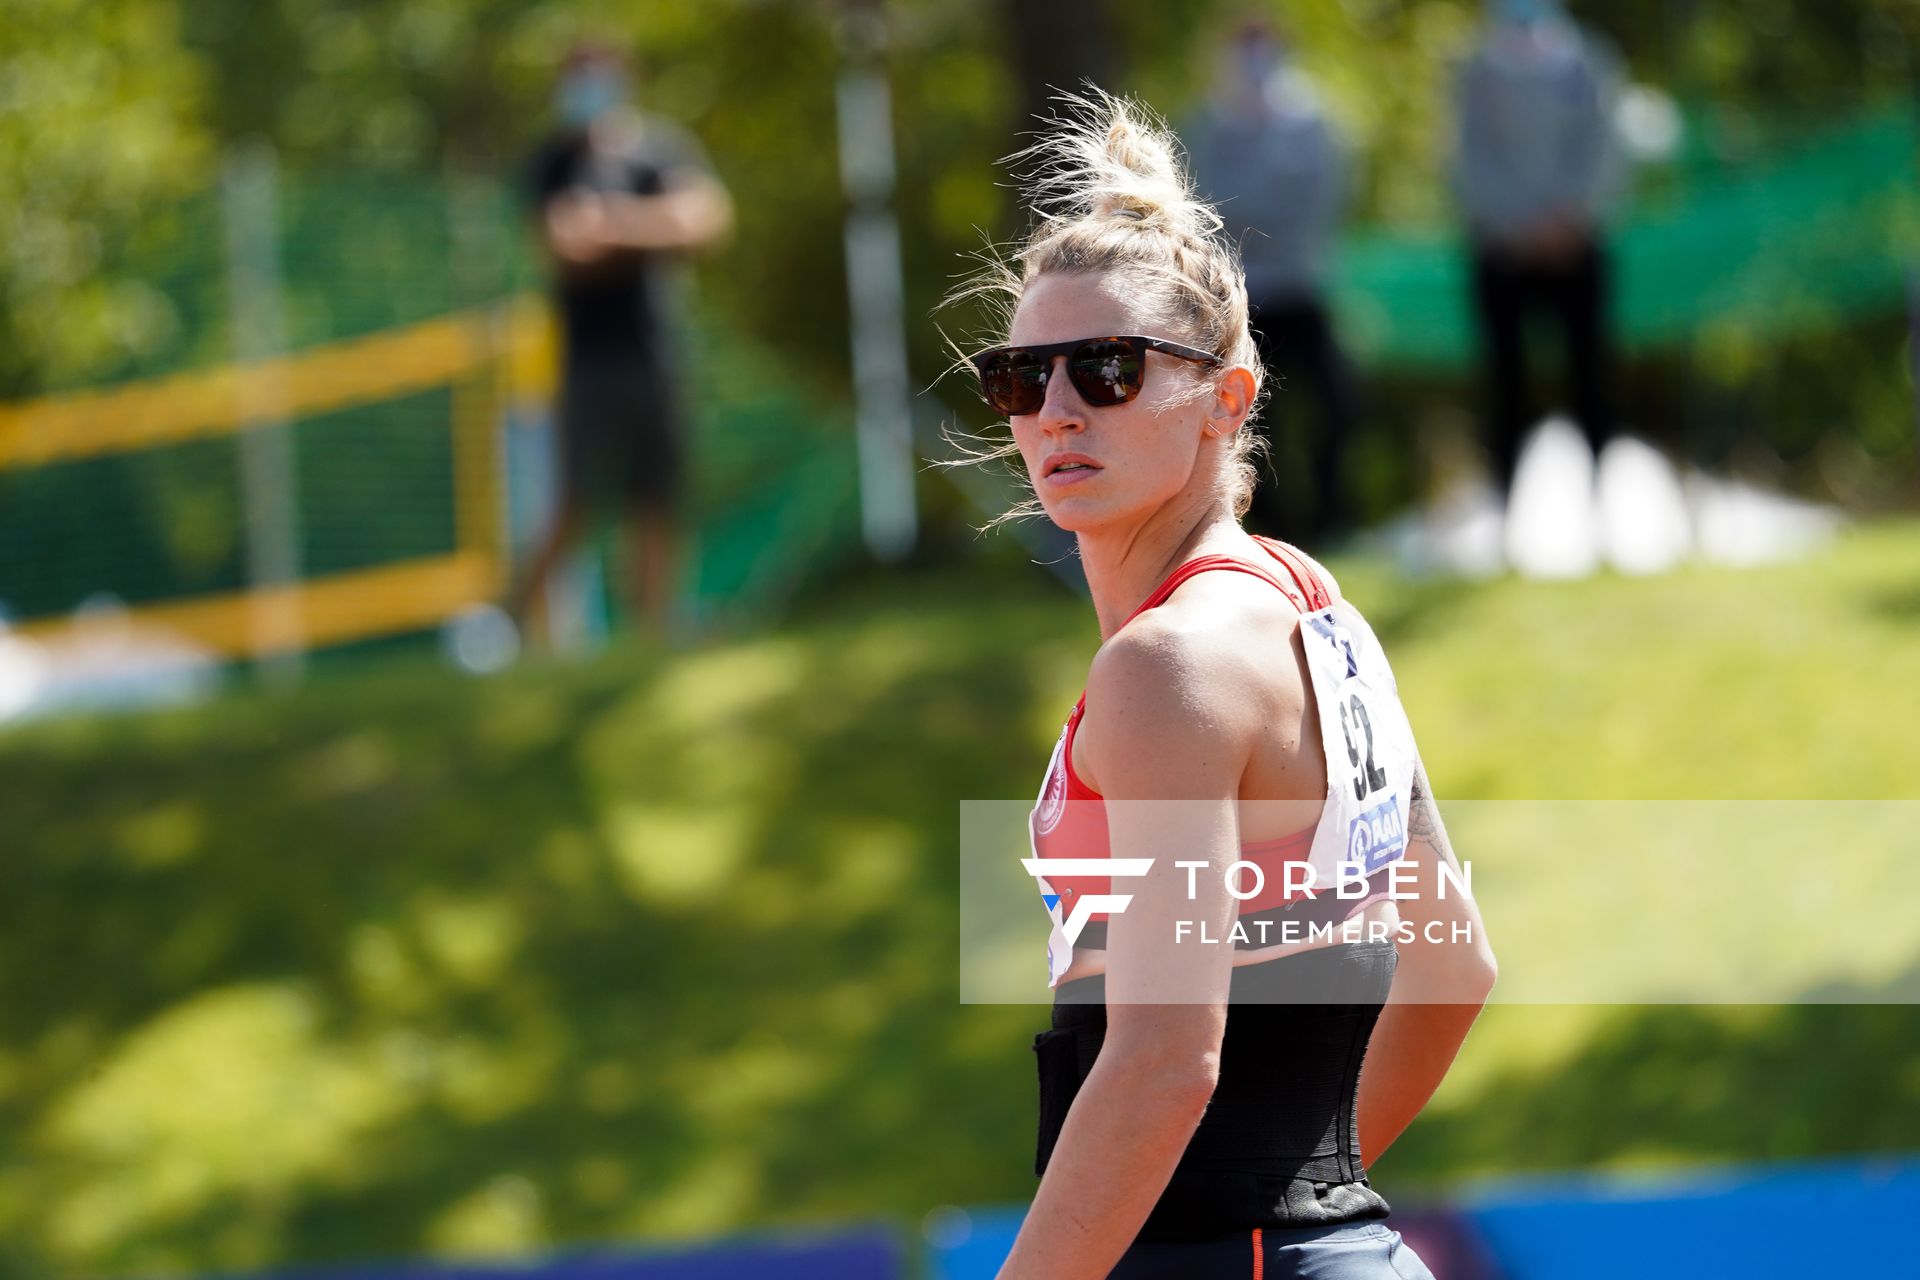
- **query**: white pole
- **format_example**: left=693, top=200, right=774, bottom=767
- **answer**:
left=834, top=3, right=919, bottom=562
left=220, top=139, right=304, bottom=684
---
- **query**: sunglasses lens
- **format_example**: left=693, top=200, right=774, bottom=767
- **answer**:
left=1069, top=340, right=1144, bottom=406
left=980, top=350, right=1048, bottom=415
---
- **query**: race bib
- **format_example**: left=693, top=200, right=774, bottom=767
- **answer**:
left=1298, top=602, right=1417, bottom=885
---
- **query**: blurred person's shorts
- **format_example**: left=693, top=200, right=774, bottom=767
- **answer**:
left=1108, top=1219, right=1435, bottom=1280
left=558, top=366, right=684, bottom=514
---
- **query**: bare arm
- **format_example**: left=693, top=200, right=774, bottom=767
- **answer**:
left=543, top=174, right=734, bottom=265
left=1356, top=754, right=1497, bottom=1162
left=600, top=174, right=734, bottom=251
left=995, top=1031, right=1217, bottom=1280
left=996, top=624, right=1255, bottom=1280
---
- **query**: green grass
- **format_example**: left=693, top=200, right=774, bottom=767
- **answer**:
left=3, top=520, right=1919, bottom=1278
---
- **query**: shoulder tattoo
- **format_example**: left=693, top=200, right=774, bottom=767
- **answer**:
left=1407, top=762, right=1442, bottom=848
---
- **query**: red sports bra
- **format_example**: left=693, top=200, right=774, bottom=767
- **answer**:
left=1029, top=536, right=1384, bottom=928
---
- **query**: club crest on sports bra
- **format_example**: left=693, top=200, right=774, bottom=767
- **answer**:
left=1034, top=730, right=1070, bottom=838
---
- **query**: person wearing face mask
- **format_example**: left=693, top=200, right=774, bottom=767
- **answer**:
left=508, top=41, right=734, bottom=647
left=1453, top=0, right=1623, bottom=515
left=1186, top=17, right=1359, bottom=551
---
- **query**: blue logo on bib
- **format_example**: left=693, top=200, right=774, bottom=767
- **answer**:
left=1307, top=614, right=1359, bottom=678
left=1348, top=794, right=1406, bottom=872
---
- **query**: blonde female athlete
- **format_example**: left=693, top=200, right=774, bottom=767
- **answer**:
left=954, top=92, right=1498, bottom=1280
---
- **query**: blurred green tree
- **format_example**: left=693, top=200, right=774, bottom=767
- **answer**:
left=0, top=0, right=211, bottom=396
left=4, top=0, right=1916, bottom=460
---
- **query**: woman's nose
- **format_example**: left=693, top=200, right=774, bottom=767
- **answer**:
left=1036, top=357, right=1086, bottom=430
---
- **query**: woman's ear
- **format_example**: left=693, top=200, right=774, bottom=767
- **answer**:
left=1204, top=364, right=1258, bottom=438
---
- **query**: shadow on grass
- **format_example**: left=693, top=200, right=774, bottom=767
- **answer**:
left=1384, top=970, right=1920, bottom=1192
left=0, top=579, right=1079, bottom=1280
left=1867, top=582, right=1920, bottom=623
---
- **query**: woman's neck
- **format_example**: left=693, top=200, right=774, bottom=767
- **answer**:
left=1078, top=502, right=1250, bottom=642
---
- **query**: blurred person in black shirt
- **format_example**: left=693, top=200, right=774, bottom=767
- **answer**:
left=507, top=42, right=732, bottom=646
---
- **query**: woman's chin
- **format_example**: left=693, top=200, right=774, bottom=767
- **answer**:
left=1041, top=498, right=1122, bottom=534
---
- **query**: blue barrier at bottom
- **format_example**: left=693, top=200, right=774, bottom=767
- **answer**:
left=923, top=1206, right=1027, bottom=1280
left=925, top=1155, right=1920, bottom=1279
left=230, top=1224, right=904, bottom=1280
left=1465, top=1155, right=1920, bottom=1280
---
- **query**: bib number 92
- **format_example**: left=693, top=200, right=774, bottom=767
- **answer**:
left=1339, top=693, right=1388, bottom=803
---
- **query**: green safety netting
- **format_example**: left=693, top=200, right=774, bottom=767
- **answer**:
left=1334, top=101, right=1920, bottom=369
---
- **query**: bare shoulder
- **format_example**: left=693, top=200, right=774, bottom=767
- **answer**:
left=1101, top=569, right=1307, bottom=690
left=1083, top=604, right=1249, bottom=737
left=1076, top=610, right=1257, bottom=800
left=1077, top=574, right=1305, bottom=800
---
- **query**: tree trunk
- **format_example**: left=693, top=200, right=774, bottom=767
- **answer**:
left=1000, top=0, right=1121, bottom=153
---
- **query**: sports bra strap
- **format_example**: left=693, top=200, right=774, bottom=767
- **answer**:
left=1124, top=555, right=1306, bottom=626
left=1253, top=535, right=1335, bottom=611
left=1123, top=537, right=1333, bottom=627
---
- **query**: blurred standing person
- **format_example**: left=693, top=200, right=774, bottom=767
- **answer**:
left=508, top=42, right=733, bottom=647
left=1187, top=17, right=1359, bottom=548
left=1454, top=0, right=1622, bottom=509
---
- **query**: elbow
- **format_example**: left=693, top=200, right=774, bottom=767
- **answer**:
left=1456, top=933, right=1498, bottom=1005
left=1469, top=948, right=1498, bottom=1004
left=1178, top=1049, right=1223, bottom=1106
left=1100, top=1004, right=1224, bottom=1114
left=1158, top=1065, right=1220, bottom=1121
left=1103, top=1046, right=1219, bottom=1118
left=1136, top=1051, right=1213, bottom=1120
left=1400, top=927, right=1497, bottom=1005
left=1449, top=919, right=1498, bottom=1000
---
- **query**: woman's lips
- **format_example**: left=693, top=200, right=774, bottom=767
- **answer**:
left=1044, top=464, right=1101, bottom=488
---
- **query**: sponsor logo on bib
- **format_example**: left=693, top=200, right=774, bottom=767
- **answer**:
left=1347, top=793, right=1406, bottom=872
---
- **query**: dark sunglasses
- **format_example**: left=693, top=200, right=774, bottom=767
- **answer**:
left=970, top=335, right=1224, bottom=416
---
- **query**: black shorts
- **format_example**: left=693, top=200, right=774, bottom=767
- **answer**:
left=1109, top=1220, right=1435, bottom=1279
left=557, top=369, right=684, bottom=513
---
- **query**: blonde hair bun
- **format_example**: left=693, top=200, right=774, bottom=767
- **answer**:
left=1017, top=89, right=1223, bottom=244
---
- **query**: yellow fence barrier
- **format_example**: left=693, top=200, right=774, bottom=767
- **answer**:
left=13, top=552, right=501, bottom=658
left=0, top=296, right=554, bottom=469
left=1, top=295, right=557, bottom=658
